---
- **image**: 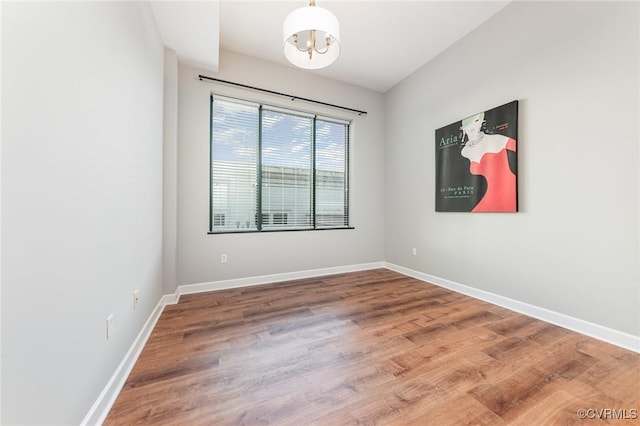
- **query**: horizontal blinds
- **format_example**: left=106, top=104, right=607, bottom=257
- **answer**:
left=315, top=119, right=349, bottom=228
left=261, top=108, right=313, bottom=230
left=210, top=96, right=350, bottom=233
left=210, top=97, right=259, bottom=232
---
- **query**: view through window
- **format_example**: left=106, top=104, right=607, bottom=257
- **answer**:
left=210, top=96, right=350, bottom=233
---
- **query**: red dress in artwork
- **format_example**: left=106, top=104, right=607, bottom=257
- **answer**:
left=469, top=138, right=516, bottom=212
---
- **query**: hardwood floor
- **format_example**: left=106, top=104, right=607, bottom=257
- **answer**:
left=104, top=269, right=639, bottom=425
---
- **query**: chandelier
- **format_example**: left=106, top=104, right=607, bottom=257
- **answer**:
left=282, top=0, right=341, bottom=69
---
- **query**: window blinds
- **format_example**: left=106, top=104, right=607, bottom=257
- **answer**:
left=210, top=95, right=350, bottom=233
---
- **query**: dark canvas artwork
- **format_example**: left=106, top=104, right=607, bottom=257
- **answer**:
left=435, top=101, right=518, bottom=212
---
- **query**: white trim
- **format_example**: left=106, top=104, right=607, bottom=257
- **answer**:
left=159, top=293, right=179, bottom=306
left=177, top=261, right=385, bottom=296
left=80, top=297, right=172, bottom=426
left=384, top=262, right=640, bottom=354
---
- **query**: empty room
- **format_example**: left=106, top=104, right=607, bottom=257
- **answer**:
left=1, top=0, right=639, bottom=425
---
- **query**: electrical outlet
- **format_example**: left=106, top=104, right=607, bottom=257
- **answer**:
left=221, top=254, right=228, bottom=264
left=106, top=314, right=114, bottom=340
left=133, top=291, right=139, bottom=309
left=412, top=248, right=417, bottom=256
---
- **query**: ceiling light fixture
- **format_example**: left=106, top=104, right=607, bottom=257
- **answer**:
left=282, top=0, right=341, bottom=69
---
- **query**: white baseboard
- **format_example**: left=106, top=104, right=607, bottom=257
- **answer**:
left=177, top=261, right=386, bottom=296
left=159, top=292, right=179, bottom=306
left=80, top=297, right=170, bottom=426
left=384, top=262, right=640, bottom=354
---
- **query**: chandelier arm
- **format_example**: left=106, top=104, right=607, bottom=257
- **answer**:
left=314, top=37, right=331, bottom=55
left=292, top=34, right=307, bottom=54
left=293, top=43, right=309, bottom=54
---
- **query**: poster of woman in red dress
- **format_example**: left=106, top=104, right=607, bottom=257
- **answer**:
left=435, top=101, right=518, bottom=212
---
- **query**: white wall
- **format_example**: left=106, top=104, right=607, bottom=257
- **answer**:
left=1, top=2, right=164, bottom=424
left=384, top=1, right=639, bottom=336
left=176, top=50, right=385, bottom=287
left=163, top=48, right=179, bottom=294
left=0, top=2, right=3, bottom=421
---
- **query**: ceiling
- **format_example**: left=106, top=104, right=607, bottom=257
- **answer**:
left=152, top=1, right=511, bottom=93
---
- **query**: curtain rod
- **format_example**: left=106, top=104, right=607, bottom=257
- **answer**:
left=198, top=74, right=367, bottom=116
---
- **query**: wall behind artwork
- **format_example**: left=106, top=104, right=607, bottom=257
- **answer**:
left=384, top=1, right=639, bottom=336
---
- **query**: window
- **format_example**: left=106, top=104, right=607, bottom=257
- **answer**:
left=210, top=95, right=350, bottom=233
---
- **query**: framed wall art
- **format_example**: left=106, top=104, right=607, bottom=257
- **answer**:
left=435, top=100, right=518, bottom=213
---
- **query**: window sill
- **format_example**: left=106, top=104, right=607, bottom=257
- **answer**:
left=208, top=227, right=355, bottom=235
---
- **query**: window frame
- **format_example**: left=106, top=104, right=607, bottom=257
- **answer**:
left=208, top=94, right=354, bottom=235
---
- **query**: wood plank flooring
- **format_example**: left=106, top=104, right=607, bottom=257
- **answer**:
left=104, top=269, right=639, bottom=425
